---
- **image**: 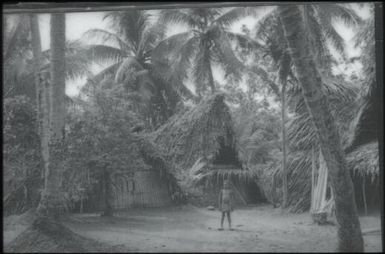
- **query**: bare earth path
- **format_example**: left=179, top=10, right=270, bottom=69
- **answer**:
left=4, top=204, right=382, bottom=252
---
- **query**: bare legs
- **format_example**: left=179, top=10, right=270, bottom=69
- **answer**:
left=220, top=212, right=232, bottom=230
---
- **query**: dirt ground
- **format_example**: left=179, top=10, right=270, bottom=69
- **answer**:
left=4, top=204, right=382, bottom=252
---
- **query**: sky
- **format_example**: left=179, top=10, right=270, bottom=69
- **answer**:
left=34, top=4, right=372, bottom=97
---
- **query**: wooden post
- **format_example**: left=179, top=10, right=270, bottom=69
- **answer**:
left=311, top=146, right=316, bottom=212
left=362, top=177, right=368, bottom=216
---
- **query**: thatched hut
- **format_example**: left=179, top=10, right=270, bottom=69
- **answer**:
left=271, top=78, right=381, bottom=214
left=78, top=135, right=183, bottom=212
left=150, top=93, right=265, bottom=207
left=344, top=79, right=381, bottom=214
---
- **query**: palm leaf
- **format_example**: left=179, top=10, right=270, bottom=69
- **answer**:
left=85, top=44, right=126, bottom=65
left=214, top=6, right=267, bottom=27
left=82, top=28, right=132, bottom=53
left=159, top=9, right=200, bottom=28
left=114, top=56, right=145, bottom=84
left=104, top=10, right=150, bottom=53
left=212, top=30, right=244, bottom=81
left=151, top=31, right=193, bottom=62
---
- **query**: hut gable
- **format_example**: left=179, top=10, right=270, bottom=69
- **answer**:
left=151, top=93, right=240, bottom=173
left=150, top=93, right=264, bottom=206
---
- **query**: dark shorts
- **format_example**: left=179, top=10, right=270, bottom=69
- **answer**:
left=221, top=202, right=232, bottom=212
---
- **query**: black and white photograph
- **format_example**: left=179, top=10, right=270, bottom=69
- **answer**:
left=2, top=2, right=383, bottom=252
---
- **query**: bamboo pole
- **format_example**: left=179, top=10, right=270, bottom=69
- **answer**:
left=362, top=178, right=368, bottom=215
left=311, top=146, right=316, bottom=212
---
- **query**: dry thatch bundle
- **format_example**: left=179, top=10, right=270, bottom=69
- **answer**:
left=347, top=141, right=379, bottom=183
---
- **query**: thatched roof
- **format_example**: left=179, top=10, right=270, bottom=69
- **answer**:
left=150, top=93, right=254, bottom=189
left=345, top=81, right=379, bottom=152
left=151, top=93, right=238, bottom=169
left=347, top=141, right=379, bottom=181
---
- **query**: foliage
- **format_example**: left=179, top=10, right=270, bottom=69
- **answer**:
left=61, top=82, right=181, bottom=208
left=81, top=10, right=186, bottom=129
left=3, top=15, right=92, bottom=102
left=3, top=96, right=42, bottom=215
left=154, top=7, right=264, bottom=98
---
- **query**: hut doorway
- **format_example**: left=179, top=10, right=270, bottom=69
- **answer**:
left=210, top=136, right=266, bottom=205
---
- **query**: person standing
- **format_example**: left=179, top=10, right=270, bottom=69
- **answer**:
left=218, top=179, right=234, bottom=230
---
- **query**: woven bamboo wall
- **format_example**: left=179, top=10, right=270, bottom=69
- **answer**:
left=112, top=169, right=172, bottom=209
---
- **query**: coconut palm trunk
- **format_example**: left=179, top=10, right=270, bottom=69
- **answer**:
left=281, top=79, right=288, bottom=208
left=36, top=13, right=66, bottom=218
left=278, top=5, right=363, bottom=252
left=29, top=14, right=44, bottom=209
left=29, top=14, right=43, bottom=137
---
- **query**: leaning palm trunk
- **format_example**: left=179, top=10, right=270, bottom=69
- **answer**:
left=36, top=13, right=66, bottom=218
left=278, top=5, right=363, bottom=252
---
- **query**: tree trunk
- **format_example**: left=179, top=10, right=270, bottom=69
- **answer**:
left=102, top=167, right=113, bottom=217
left=36, top=13, right=66, bottom=219
left=279, top=52, right=290, bottom=209
left=29, top=14, right=43, bottom=210
left=278, top=5, right=363, bottom=252
left=281, top=79, right=288, bottom=208
left=29, top=14, right=43, bottom=138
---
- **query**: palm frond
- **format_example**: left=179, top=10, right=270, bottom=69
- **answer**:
left=114, top=56, right=144, bottom=84
left=82, top=28, right=132, bottom=53
left=3, top=14, right=31, bottom=64
left=254, top=10, right=279, bottom=43
left=103, top=11, right=149, bottom=49
left=315, top=7, right=345, bottom=56
left=212, top=30, right=244, bottom=81
left=214, top=6, right=268, bottom=27
left=158, top=9, right=199, bottom=28
left=165, top=36, right=200, bottom=94
left=248, top=66, right=280, bottom=97
left=151, top=31, right=193, bottom=62
left=85, top=44, right=126, bottom=65
left=321, top=4, right=362, bottom=26
left=191, top=44, right=212, bottom=95
left=226, top=31, right=264, bottom=50
left=137, top=22, right=167, bottom=61
left=81, top=62, right=122, bottom=95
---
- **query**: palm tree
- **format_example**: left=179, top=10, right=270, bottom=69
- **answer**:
left=36, top=13, right=66, bottom=218
left=81, top=10, right=188, bottom=128
left=278, top=5, right=363, bottom=252
left=232, top=3, right=361, bottom=208
left=3, top=14, right=92, bottom=103
left=154, top=7, right=262, bottom=99
left=29, top=14, right=43, bottom=138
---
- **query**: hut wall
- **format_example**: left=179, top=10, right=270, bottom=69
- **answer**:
left=112, top=169, right=172, bottom=209
left=188, top=180, right=262, bottom=207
